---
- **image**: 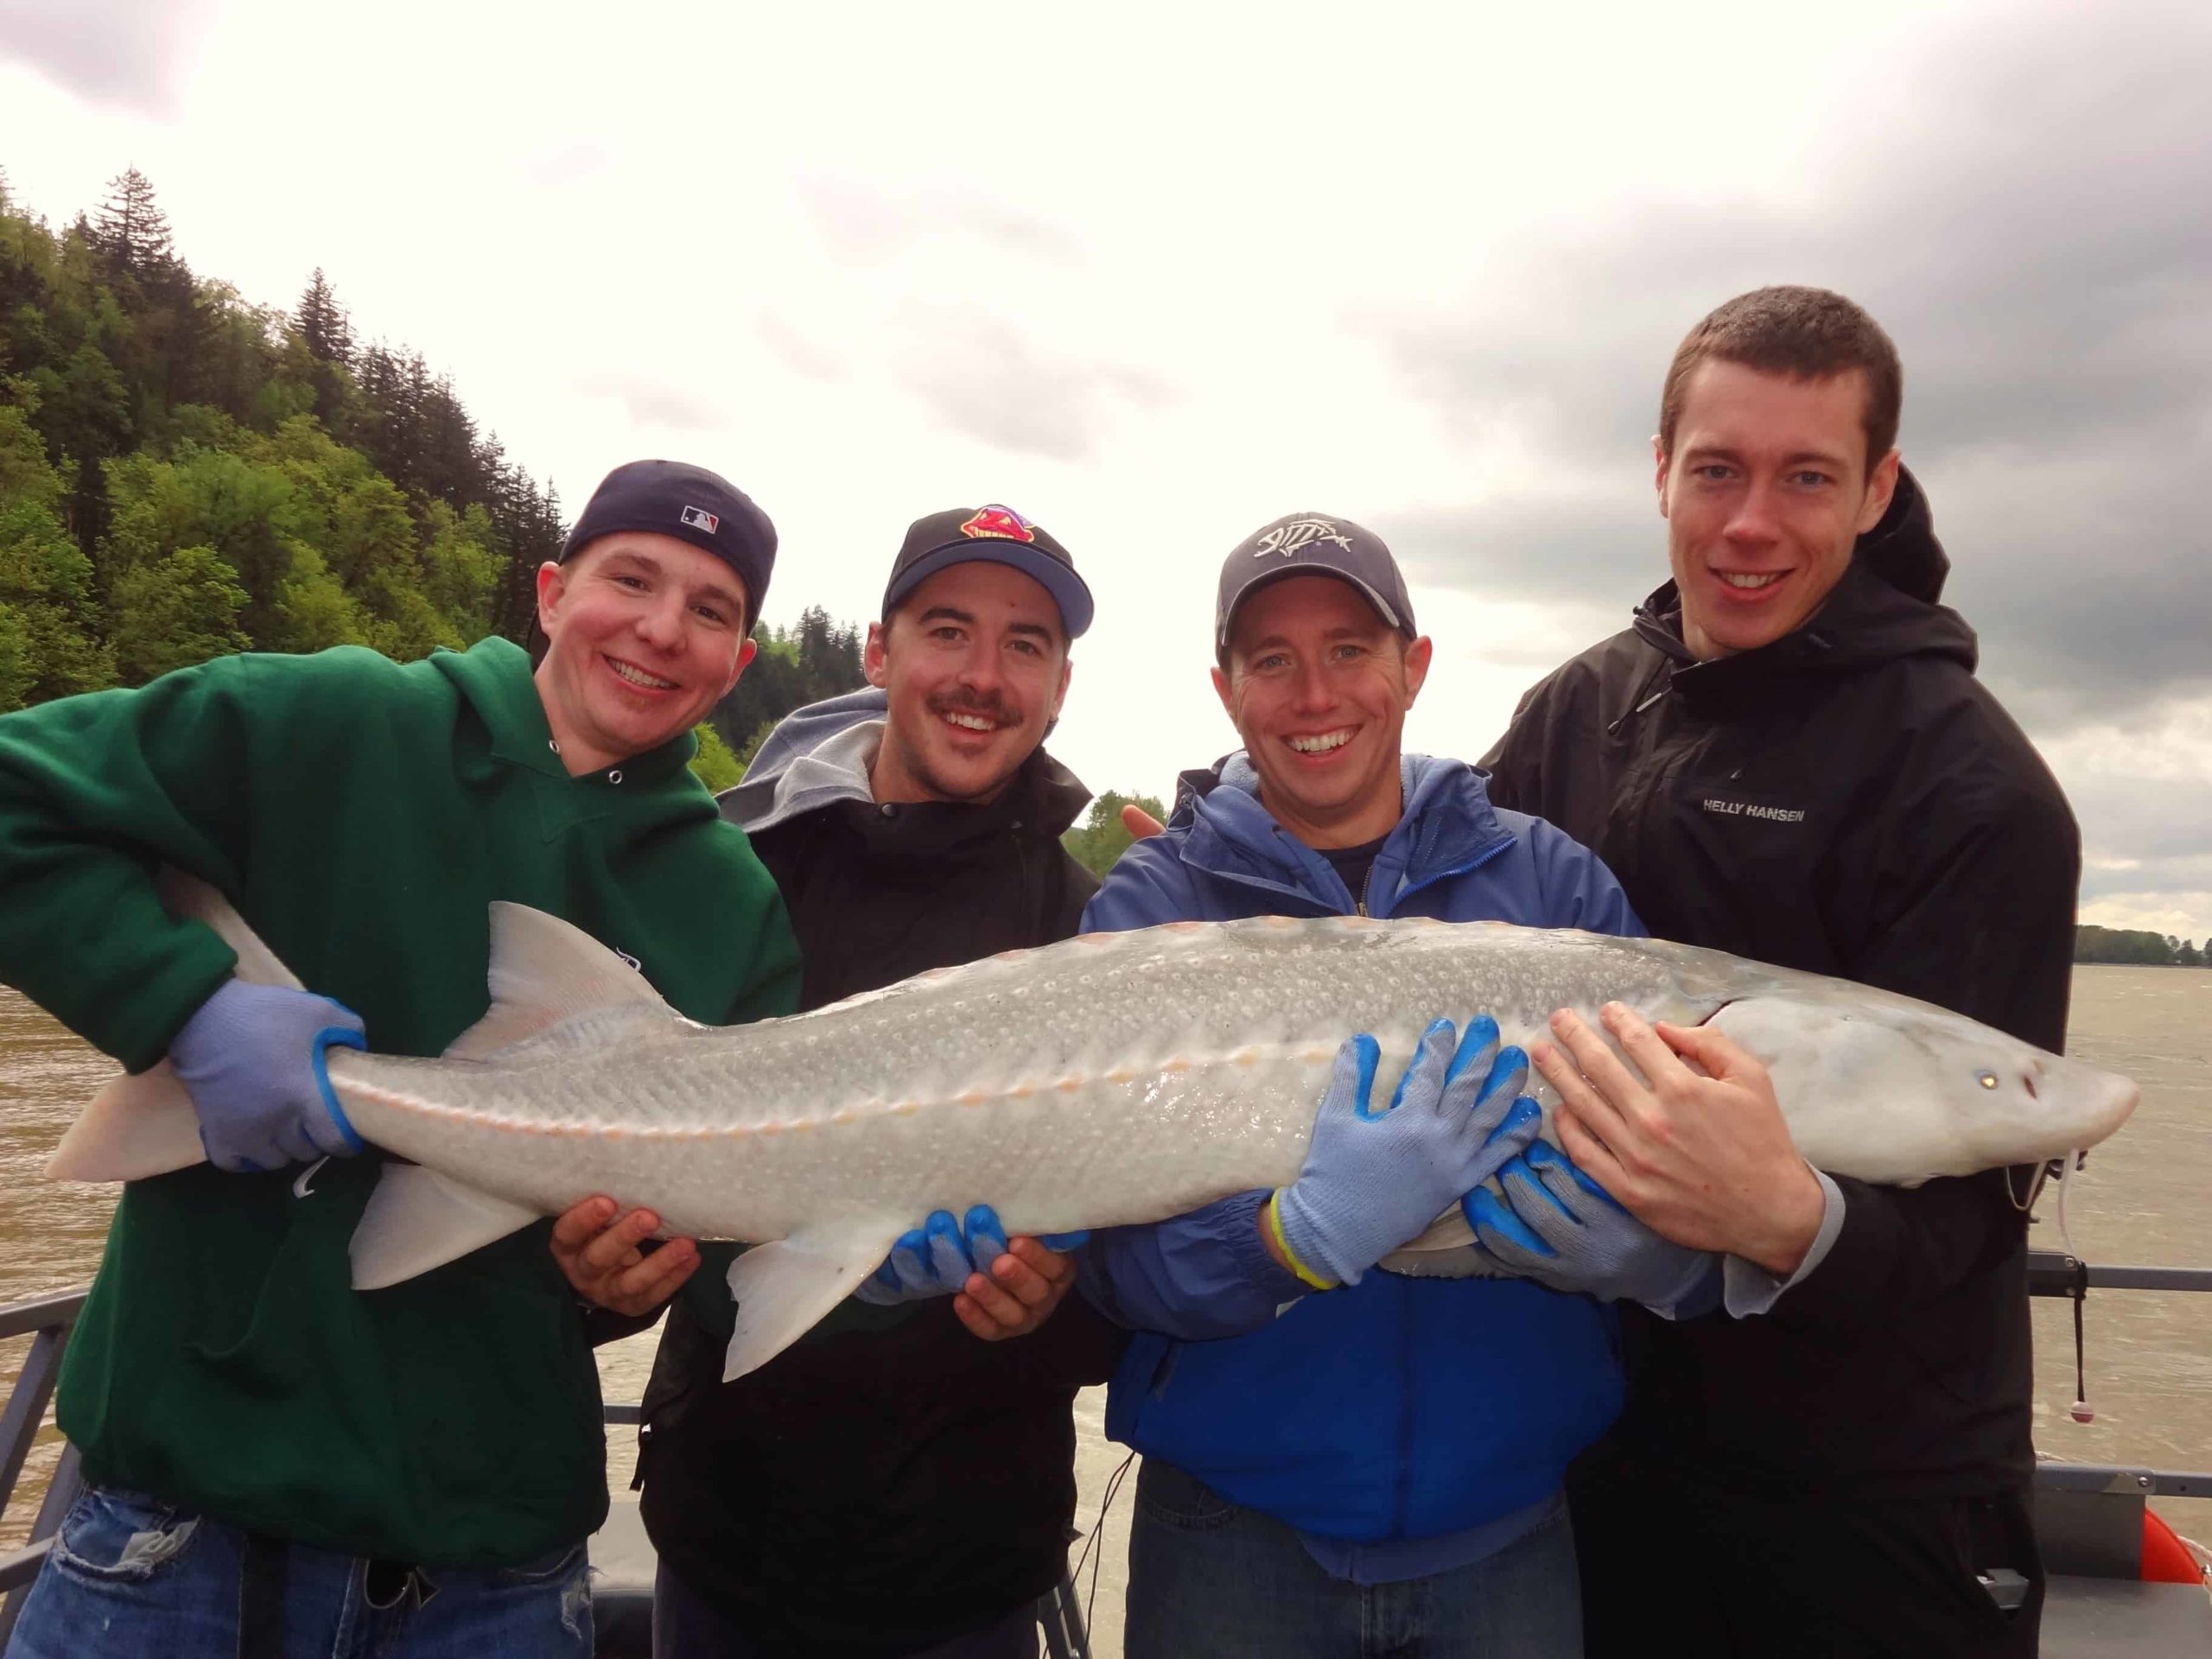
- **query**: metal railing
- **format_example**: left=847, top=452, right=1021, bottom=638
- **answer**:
left=0, top=1290, right=86, bottom=1651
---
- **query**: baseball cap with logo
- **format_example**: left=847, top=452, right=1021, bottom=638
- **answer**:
left=561, top=460, right=778, bottom=623
left=882, top=505, right=1094, bottom=639
left=1215, top=512, right=1417, bottom=655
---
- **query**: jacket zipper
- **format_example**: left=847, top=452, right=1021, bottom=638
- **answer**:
left=1376, top=834, right=1515, bottom=917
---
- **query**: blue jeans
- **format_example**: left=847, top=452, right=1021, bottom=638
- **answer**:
left=1125, top=1462, right=1583, bottom=1659
left=10, top=1484, right=592, bottom=1659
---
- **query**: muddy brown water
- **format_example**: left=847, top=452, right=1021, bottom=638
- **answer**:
left=5, top=967, right=2209, bottom=1640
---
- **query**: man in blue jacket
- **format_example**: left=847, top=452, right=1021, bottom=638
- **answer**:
left=1078, top=514, right=1666, bottom=1657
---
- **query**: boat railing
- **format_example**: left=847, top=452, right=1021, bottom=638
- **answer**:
left=0, top=1289, right=85, bottom=1653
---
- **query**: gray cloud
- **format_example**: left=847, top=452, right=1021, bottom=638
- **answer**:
left=893, top=302, right=1173, bottom=462
left=1364, top=10, right=2212, bottom=733
left=0, top=0, right=215, bottom=117
left=798, top=174, right=1083, bottom=266
left=575, top=371, right=722, bottom=431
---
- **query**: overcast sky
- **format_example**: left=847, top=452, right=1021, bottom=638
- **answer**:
left=3, top=0, right=2207, bottom=939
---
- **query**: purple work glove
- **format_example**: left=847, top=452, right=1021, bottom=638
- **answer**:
left=168, top=979, right=368, bottom=1173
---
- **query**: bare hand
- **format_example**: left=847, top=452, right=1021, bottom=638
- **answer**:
left=550, top=1195, right=700, bottom=1317
left=951, top=1236, right=1079, bottom=1341
left=1535, top=1003, right=1825, bottom=1276
left=1121, top=803, right=1166, bottom=839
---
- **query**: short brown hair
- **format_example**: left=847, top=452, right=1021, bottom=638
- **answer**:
left=1658, top=286, right=1902, bottom=471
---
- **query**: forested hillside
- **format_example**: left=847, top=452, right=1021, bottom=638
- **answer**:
left=0, top=168, right=569, bottom=708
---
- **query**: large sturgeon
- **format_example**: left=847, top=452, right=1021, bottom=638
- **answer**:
left=52, top=878, right=2136, bottom=1379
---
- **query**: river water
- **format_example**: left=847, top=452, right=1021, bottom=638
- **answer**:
left=4, top=967, right=2209, bottom=1624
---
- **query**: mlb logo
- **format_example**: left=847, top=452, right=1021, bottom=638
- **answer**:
left=680, top=505, right=721, bottom=534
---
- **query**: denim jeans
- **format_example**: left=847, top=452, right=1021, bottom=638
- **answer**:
left=1124, top=1462, right=1583, bottom=1659
left=9, top=1484, right=592, bottom=1659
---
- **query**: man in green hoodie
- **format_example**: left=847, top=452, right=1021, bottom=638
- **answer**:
left=0, top=459, right=799, bottom=1658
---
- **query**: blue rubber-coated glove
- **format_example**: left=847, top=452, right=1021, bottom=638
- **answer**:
left=1465, top=1141, right=1722, bottom=1316
left=854, top=1206, right=1090, bottom=1306
left=168, top=979, right=368, bottom=1173
left=1272, top=1017, right=1544, bottom=1290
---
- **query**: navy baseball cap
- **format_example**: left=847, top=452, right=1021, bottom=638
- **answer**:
left=882, top=505, right=1093, bottom=640
left=561, top=460, right=777, bottom=622
left=1216, top=512, right=1416, bottom=653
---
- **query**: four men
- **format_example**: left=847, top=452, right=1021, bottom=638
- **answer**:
left=0, top=285, right=2088, bottom=1657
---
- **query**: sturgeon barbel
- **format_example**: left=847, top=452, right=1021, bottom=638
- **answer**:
left=54, top=880, right=2137, bottom=1379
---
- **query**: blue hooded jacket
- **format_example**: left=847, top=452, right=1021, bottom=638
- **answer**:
left=1080, top=753, right=1643, bottom=1553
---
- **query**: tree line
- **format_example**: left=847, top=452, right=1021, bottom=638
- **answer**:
left=2075, top=925, right=2207, bottom=968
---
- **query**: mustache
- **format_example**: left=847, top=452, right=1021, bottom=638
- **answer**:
left=928, top=691, right=1018, bottom=724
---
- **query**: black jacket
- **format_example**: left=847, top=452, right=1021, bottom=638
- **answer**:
left=1482, top=469, right=2081, bottom=1498
left=637, top=716, right=1124, bottom=1656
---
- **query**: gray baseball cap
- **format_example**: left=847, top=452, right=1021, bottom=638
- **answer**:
left=1215, top=512, right=1417, bottom=652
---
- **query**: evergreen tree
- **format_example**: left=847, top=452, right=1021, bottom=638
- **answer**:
left=295, top=268, right=353, bottom=365
left=92, top=168, right=176, bottom=278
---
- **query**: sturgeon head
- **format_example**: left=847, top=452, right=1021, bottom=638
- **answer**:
left=1706, top=978, right=2139, bottom=1186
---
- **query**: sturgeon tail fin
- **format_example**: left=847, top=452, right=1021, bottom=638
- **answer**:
left=46, top=870, right=296, bottom=1184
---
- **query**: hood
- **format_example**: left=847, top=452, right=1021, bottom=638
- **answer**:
left=433, top=635, right=696, bottom=785
left=1629, top=465, right=1976, bottom=681
left=718, top=688, right=888, bottom=834
left=1165, top=751, right=1513, bottom=905
left=720, top=685, right=1092, bottom=841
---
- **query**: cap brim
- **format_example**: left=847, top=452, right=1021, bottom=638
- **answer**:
left=1217, top=564, right=1406, bottom=649
left=886, top=543, right=1094, bottom=639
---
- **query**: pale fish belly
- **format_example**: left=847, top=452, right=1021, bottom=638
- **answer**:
left=329, top=918, right=1722, bottom=1244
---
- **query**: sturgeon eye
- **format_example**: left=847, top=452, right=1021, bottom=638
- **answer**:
left=1977, top=1071, right=1999, bottom=1090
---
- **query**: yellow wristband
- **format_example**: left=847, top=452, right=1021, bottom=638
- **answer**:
left=1267, top=1191, right=1338, bottom=1292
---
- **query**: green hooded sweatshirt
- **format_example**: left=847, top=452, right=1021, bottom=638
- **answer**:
left=0, top=638, right=798, bottom=1566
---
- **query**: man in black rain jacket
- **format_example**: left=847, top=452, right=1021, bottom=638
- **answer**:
left=613, top=507, right=1126, bottom=1656
left=1481, top=287, right=2079, bottom=1658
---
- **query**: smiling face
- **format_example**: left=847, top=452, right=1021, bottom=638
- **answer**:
left=533, top=531, right=757, bottom=775
left=865, top=561, right=1071, bottom=805
left=1212, top=574, right=1432, bottom=849
left=1657, top=359, right=1902, bottom=659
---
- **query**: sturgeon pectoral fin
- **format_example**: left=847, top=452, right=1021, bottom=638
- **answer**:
left=350, top=1164, right=541, bottom=1287
left=443, top=903, right=682, bottom=1059
left=47, top=1061, right=207, bottom=1182
left=721, top=1220, right=905, bottom=1382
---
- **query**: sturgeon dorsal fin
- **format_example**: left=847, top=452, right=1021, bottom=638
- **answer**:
left=51, top=870, right=297, bottom=1183
left=442, top=902, right=678, bottom=1059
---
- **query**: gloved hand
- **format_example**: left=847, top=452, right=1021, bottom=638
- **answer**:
left=1272, top=1017, right=1543, bottom=1290
left=854, top=1205, right=1093, bottom=1306
left=168, top=979, right=368, bottom=1173
left=1465, top=1141, right=1721, bottom=1316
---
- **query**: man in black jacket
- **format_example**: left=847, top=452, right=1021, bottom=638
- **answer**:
left=1479, top=287, right=2079, bottom=1657
left=580, top=506, right=1125, bottom=1656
